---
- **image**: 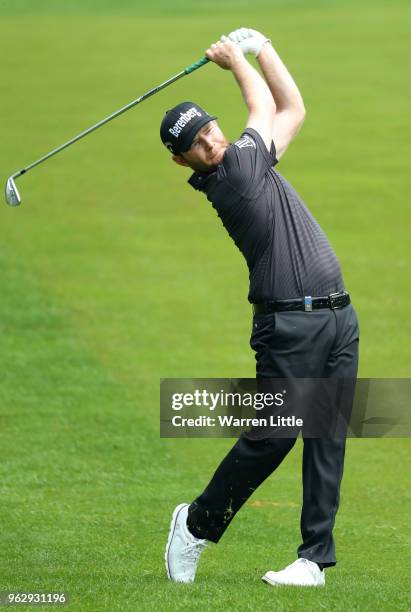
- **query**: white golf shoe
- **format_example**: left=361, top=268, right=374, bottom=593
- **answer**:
left=165, top=503, right=208, bottom=583
left=262, top=558, right=325, bottom=587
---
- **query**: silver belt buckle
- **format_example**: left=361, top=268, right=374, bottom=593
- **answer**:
left=304, top=296, right=312, bottom=312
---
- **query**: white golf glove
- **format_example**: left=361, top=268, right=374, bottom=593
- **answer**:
left=227, top=27, right=270, bottom=57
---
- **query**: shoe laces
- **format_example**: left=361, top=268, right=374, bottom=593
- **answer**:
left=181, top=539, right=207, bottom=567
left=296, top=558, right=318, bottom=573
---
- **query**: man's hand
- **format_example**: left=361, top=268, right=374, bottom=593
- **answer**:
left=205, top=36, right=245, bottom=70
left=228, top=27, right=270, bottom=57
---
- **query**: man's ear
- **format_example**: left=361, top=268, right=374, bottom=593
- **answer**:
left=172, top=154, right=189, bottom=167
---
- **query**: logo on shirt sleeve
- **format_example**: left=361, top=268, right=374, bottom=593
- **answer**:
left=234, top=135, right=256, bottom=149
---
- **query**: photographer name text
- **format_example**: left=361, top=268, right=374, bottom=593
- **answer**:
left=171, top=415, right=303, bottom=428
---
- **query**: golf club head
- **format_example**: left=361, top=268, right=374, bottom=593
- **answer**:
left=5, top=176, right=21, bottom=206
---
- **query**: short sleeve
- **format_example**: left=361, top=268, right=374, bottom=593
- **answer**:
left=219, top=128, right=278, bottom=198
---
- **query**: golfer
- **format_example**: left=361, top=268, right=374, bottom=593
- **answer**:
left=161, top=29, right=359, bottom=587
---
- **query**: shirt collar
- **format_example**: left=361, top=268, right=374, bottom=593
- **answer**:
left=187, top=169, right=216, bottom=192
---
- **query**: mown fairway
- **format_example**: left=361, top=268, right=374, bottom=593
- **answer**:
left=0, top=1, right=410, bottom=610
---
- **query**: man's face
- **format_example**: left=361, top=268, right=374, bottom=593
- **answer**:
left=173, top=120, right=229, bottom=172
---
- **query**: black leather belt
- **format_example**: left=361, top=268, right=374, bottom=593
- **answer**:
left=252, top=291, right=351, bottom=314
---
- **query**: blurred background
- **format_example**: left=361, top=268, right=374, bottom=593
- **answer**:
left=0, top=1, right=410, bottom=610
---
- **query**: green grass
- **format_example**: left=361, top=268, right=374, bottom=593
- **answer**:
left=0, top=1, right=410, bottom=610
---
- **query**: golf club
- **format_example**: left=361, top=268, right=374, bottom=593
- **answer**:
left=5, top=56, right=210, bottom=206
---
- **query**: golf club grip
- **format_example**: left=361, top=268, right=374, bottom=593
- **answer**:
left=184, top=56, right=210, bottom=74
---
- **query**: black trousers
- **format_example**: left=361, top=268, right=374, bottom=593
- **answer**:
left=187, top=304, right=359, bottom=567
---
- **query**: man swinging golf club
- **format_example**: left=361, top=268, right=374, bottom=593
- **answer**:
left=161, top=28, right=359, bottom=587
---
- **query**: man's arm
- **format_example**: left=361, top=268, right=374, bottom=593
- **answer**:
left=257, top=42, right=306, bottom=159
left=228, top=28, right=306, bottom=159
left=206, top=38, right=276, bottom=151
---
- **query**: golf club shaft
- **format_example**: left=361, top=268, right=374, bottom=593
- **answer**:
left=12, top=56, right=210, bottom=180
